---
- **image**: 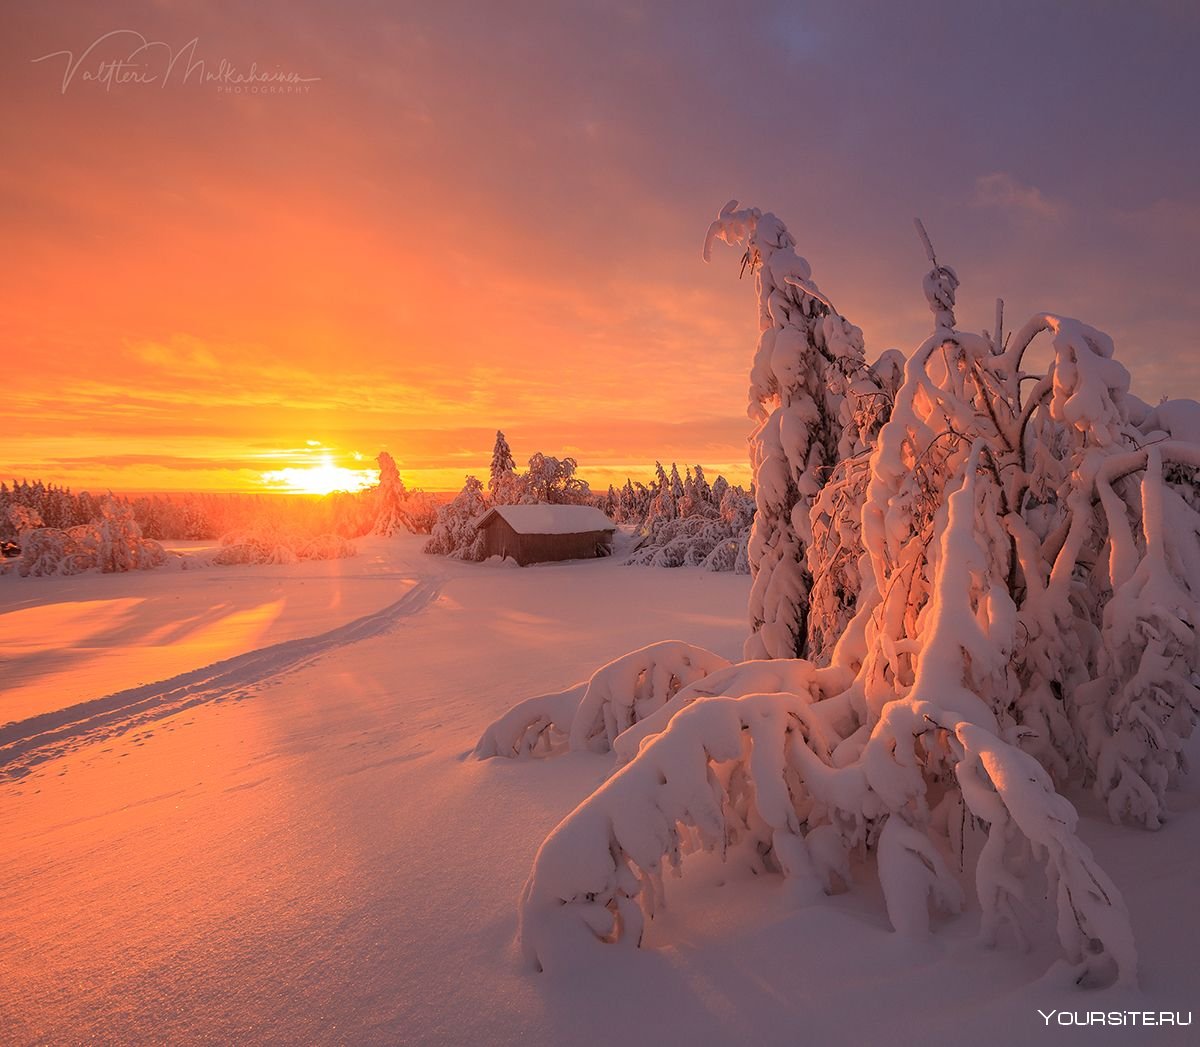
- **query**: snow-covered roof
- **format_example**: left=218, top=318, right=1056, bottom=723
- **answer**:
left=475, top=504, right=615, bottom=535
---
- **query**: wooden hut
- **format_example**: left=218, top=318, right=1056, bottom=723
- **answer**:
left=474, top=504, right=616, bottom=566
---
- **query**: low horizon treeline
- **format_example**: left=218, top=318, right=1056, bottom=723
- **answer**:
left=0, top=454, right=448, bottom=576
left=0, top=475, right=446, bottom=547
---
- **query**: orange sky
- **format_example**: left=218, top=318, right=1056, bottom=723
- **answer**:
left=3, top=3, right=1199, bottom=495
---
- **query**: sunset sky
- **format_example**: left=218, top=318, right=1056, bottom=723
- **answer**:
left=3, top=1, right=1198, bottom=494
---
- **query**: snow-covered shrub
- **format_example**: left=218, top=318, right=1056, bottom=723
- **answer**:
left=297, top=533, right=357, bottom=561
left=478, top=204, right=1200, bottom=988
left=212, top=541, right=274, bottom=566
left=212, top=527, right=355, bottom=565
left=12, top=526, right=91, bottom=577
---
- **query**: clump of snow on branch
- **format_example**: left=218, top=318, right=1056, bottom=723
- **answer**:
left=481, top=202, right=1200, bottom=987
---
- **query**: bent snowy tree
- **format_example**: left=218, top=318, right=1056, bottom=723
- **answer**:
left=478, top=203, right=1200, bottom=987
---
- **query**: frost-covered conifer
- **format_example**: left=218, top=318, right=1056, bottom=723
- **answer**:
left=626, top=471, right=753, bottom=572
left=490, top=431, right=516, bottom=491
left=645, top=462, right=676, bottom=532
left=669, top=463, right=684, bottom=504
left=704, top=201, right=891, bottom=660
left=371, top=452, right=412, bottom=537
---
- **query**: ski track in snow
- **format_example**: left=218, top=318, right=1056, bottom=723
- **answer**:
left=0, top=576, right=443, bottom=781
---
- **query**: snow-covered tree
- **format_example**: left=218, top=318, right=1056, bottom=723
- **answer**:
left=424, top=475, right=489, bottom=560
left=704, top=201, right=891, bottom=660
left=474, top=205, right=1200, bottom=989
left=401, top=492, right=440, bottom=535
left=646, top=461, right=676, bottom=530
left=7, top=503, right=43, bottom=538
left=686, top=464, right=712, bottom=511
left=94, top=497, right=167, bottom=572
left=669, top=462, right=684, bottom=505
left=523, top=453, right=590, bottom=505
left=372, top=452, right=412, bottom=537
left=489, top=430, right=517, bottom=493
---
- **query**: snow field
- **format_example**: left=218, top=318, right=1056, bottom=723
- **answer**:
left=1, top=540, right=1196, bottom=1044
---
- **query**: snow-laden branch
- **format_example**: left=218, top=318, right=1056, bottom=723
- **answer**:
left=473, top=641, right=732, bottom=759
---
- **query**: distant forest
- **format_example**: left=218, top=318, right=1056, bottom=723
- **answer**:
left=0, top=479, right=433, bottom=545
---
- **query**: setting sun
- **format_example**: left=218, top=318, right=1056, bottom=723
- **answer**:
left=260, top=454, right=374, bottom=495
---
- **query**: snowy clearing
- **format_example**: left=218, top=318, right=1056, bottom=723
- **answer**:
left=1, top=536, right=1196, bottom=1045
left=0, top=540, right=426, bottom=725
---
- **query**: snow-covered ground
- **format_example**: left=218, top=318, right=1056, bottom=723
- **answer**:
left=0, top=542, right=421, bottom=724
left=1, top=536, right=1196, bottom=1045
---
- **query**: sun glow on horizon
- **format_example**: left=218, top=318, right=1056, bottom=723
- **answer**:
left=260, top=454, right=375, bottom=496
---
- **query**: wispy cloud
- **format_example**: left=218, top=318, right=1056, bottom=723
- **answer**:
left=972, top=173, right=1062, bottom=221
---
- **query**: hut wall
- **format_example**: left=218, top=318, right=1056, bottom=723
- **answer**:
left=516, top=529, right=612, bottom=565
left=480, top=517, right=521, bottom=561
left=477, top=520, right=613, bottom=565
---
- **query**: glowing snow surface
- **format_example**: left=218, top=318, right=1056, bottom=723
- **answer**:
left=1, top=535, right=1197, bottom=1045
left=0, top=540, right=422, bottom=724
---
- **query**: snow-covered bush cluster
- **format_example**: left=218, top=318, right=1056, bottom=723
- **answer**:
left=622, top=463, right=754, bottom=572
left=477, top=202, right=1200, bottom=989
left=212, top=528, right=357, bottom=565
left=425, top=432, right=597, bottom=560
left=8, top=497, right=167, bottom=577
